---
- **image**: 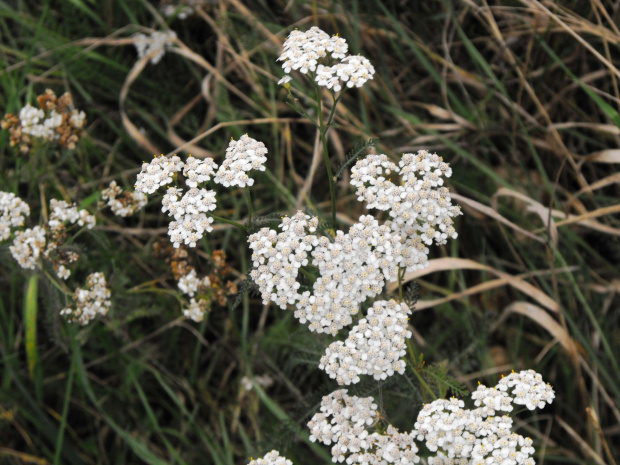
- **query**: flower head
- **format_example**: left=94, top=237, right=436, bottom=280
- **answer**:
left=214, top=135, right=268, bottom=188
left=308, top=389, right=420, bottom=465
left=277, top=26, right=374, bottom=91
left=247, top=451, right=293, bottom=465
left=134, top=30, right=177, bottom=65
left=101, top=181, right=148, bottom=217
left=135, top=155, right=184, bottom=194
left=0, top=192, right=30, bottom=241
left=9, top=226, right=46, bottom=269
left=2, top=89, right=86, bottom=153
left=48, top=199, right=96, bottom=231
left=60, top=272, right=111, bottom=325
left=320, top=299, right=412, bottom=385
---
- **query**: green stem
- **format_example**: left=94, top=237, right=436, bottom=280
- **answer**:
left=406, top=340, right=437, bottom=401
left=315, top=85, right=337, bottom=226
left=398, top=267, right=404, bottom=302
left=245, top=187, right=253, bottom=224
left=54, top=349, right=75, bottom=465
left=210, top=214, right=247, bottom=233
left=325, top=91, right=344, bottom=134
left=42, top=269, right=72, bottom=295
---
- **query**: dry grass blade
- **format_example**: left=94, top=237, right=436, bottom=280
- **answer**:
left=414, top=267, right=578, bottom=311
left=163, top=117, right=310, bottom=158
left=0, top=448, right=49, bottom=465
left=391, top=258, right=560, bottom=313
left=583, top=149, right=620, bottom=164
left=531, top=203, right=620, bottom=237
left=120, top=54, right=161, bottom=154
left=492, top=187, right=559, bottom=246
left=551, top=122, right=620, bottom=136
left=500, top=302, right=578, bottom=359
left=296, top=129, right=323, bottom=209
left=574, top=172, right=620, bottom=197
left=586, top=407, right=618, bottom=465
left=166, top=92, right=215, bottom=157
left=452, top=192, right=546, bottom=244
left=555, top=416, right=607, bottom=465
left=521, top=0, right=620, bottom=80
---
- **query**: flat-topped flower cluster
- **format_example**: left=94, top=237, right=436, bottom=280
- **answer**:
left=101, top=181, right=148, bottom=217
left=250, top=370, right=554, bottom=465
left=60, top=272, right=112, bottom=325
left=320, top=299, right=412, bottom=385
left=247, top=149, right=460, bottom=383
left=177, top=268, right=211, bottom=322
left=3, top=194, right=96, bottom=278
left=0, top=192, right=30, bottom=241
left=308, top=389, right=420, bottom=465
left=248, top=450, right=293, bottom=465
left=277, top=26, right=375, bottom=91
left=1, top=89, right=86, bottom=154
left=350, top=151, right=460, bottom=248
left=415, top=370, right=555, bottom=464
left=135, top=135, right=267, bottom=248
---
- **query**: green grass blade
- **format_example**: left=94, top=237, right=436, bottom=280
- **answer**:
left=24, top=275, right=40, bottom=387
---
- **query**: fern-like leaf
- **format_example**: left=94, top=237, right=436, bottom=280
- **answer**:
left=246, top=212, right=285, bottom=234
left=333, top=138, right=378, bottom=181
left=232, top=275, right=260, bottom=310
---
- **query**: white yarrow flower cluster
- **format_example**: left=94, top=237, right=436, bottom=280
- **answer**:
left=183, top=298, right=207, bottom=322
left=320, top=299, right=412, bottom=385
left=136, top=155, right=222, bottom=248
left=414, top=370, right=554, bottom=464
left=134, top=30, right=177, bottom=65
left=59, top=272, right=112, bottom=325
left=277, top=27, right=375, bottom=90
left=135, top=155, right=185, bottom=194
left=56, top=264, right=71, bottom=280
left=177, top=269, right=211, bottom=322
left=214, top=135, right=268, bottom=188
left=101, top=181, right=147, bottom=217
left=496, top=369, right=556, bottom=411
left=9, top=226, right=46, bottom=269
left=183, top=155, right=218, bottom=188
left=48, top=199, right=96, bottom=231
left=308, top=389, right=420, bottom=465
left=249, top=211, right=317, bottom=310
left=0, top=191, right=30, bottom=241
left=250, top=211, right=428, bottom=335
left=165, top=187, right=216, bottom=248
left=17, top=103, right=85, bottom=141
left=249, top=212, right=405, bottom=335
left=351, top=151, right=461, bottom=267
left=178, top=269, right=210, bottom=296
left=247, top=450, right=293, bottom=465
left=19, top=104, right=60, bottom=140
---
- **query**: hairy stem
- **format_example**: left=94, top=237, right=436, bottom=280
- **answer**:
left=245, top=187, right=253, bottom=224
left=315, top=85, right=337, bottom=226
left=210, top=214, right=247, bottom=233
